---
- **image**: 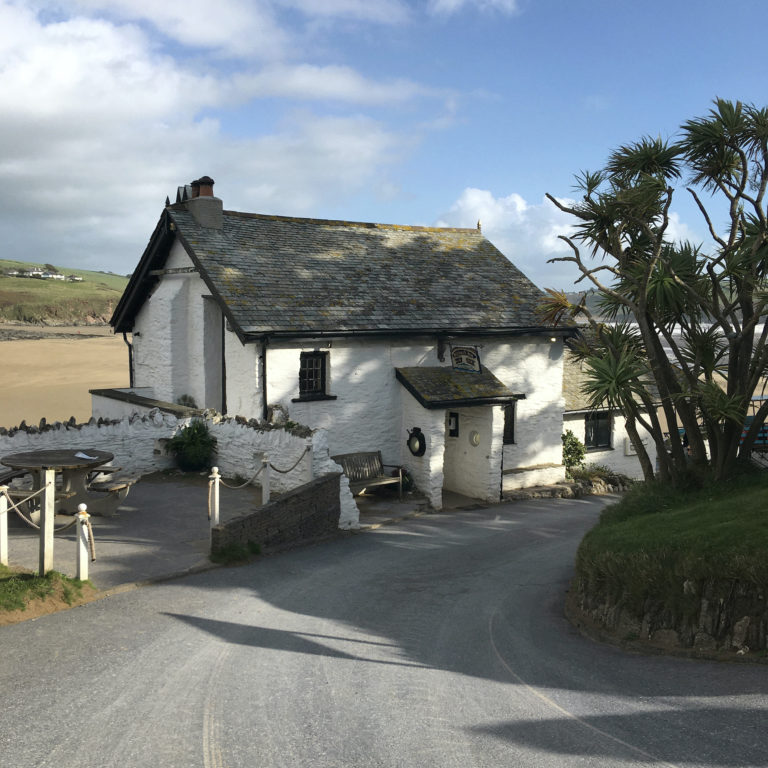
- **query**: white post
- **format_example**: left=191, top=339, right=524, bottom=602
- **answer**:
left=76, top=504, right=90, bottom=581
left=261, top=453, right=271, bottom=505
left=39, top=469, right=55, bottom=575
left=0, top=487, right=8, bottom=567
left=209, top=467, right=220, bottom=528
left=305, top=437, right=314, bottom=483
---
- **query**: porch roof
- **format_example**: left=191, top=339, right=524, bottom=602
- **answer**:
left=395, top=366, right=524, bottom=409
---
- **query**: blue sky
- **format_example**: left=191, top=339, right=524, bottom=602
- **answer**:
left=0, top=0, right=766, bottom=289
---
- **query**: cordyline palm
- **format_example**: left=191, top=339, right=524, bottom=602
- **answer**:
left=544, top=98, right=768, bottom=486
left=569, top=323, right=660, bottom=482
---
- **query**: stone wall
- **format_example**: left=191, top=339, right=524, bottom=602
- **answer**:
left=211, top=472, right=341, bottom=554
left=0, top=407, right=360, bottom=528
left=569, top=575, right=768, bottom=654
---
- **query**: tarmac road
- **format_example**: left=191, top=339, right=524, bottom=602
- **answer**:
left=3, top=494, right=768, bottom=767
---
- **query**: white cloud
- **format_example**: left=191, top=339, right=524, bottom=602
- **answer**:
left=427, top=0, right=520, bottom=15
left=435, top=188, right=582, bottom=289
left=0, top=4, right=418, bottom=272
left=278, top=0, right=411, bottom=24
left=234, top=64, right=431, bottom=105
left=48, top=0, right=289, bottom=59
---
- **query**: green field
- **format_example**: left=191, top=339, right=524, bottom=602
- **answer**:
left=0, top=259, right=129, bottom=323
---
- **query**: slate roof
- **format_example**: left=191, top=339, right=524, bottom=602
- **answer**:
left=114, top=201, right=566, bottom=340
left=563, top=352, right=659, bottom=412
left=395, top=366, right=523, bottom=409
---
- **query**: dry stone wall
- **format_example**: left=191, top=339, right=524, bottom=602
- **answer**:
left=570, top=575, right=768, bottom=654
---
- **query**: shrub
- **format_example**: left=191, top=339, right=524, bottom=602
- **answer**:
left=166, top=420, right=217, bottom=471
left=562, top=430, right=586, bottom=478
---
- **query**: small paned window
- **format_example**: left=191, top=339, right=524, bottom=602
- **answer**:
left=299, top=351, right=327, bottom=398
left=585, top=412, right=611, bottom=449
left=503, top=403, right=515, bottom=445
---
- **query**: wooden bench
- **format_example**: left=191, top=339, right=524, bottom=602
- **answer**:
left=332, top=451, right=403, bottom=499
left=0, top=467, right=30, bottom=486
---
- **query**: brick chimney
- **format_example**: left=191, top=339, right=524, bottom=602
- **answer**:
left=185, top=175, right=222, bottom=228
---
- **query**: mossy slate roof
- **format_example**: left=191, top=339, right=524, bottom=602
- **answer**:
left=396, top=367, right=523, bottom=408
left=167, top=207, right=551, bottom=337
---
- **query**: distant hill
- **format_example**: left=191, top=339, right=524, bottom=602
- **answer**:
left=0, top=259, right=129, bottom=324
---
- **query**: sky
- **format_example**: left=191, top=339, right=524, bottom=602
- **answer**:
left=0, top=0, right=766, bottom=291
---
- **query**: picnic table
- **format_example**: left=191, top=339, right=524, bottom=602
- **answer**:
left=0, top=448, right=126, bottom=574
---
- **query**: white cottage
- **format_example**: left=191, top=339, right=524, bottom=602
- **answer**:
left=104, top=176, right=573, bottom=508
left=562, top=354, right=658, bottom=480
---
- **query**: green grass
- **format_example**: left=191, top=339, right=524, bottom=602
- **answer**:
left=0, top=259, right=128, bottom=323
left=576, top=471, right=768, bottom=616
left=210, top=540, right=262, bottom=565
left=0, top=564, right=88, bottom=612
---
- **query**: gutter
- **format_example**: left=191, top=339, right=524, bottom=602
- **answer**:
left=245, top=326, right=576, bottom=343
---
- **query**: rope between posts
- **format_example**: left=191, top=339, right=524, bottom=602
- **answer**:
left=84, top=516, right=96, bottom=561
left=0, top=484, right=77, bottom=533
left=217, top=463, right=265, bottom=490
left=269, top=447, right=310, bottom=474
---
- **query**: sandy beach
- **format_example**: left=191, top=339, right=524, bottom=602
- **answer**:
left=0, top=325, right=129, bottom=428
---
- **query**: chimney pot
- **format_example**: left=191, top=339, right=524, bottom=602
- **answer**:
left=196, top=176, right=215, bottom=197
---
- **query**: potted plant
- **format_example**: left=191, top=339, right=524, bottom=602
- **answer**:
left=166, top=420, right=217, bottom=471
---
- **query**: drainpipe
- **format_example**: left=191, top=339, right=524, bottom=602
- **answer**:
left=261, top=336, right=269, bottom=421
left=122, top=332, right=134, bottom=388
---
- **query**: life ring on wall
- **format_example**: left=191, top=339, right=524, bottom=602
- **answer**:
left=406, top=427, right=426, bottom=457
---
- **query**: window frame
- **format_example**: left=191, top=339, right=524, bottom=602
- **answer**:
left=293, top=350, right=337, bottom=403
left=584, top=411, right=612, bottom=450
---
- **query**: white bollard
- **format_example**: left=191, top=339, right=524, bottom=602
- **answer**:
left=209, top=467, right=220, bottom=528
left=261, top=454, right=271, bottom=505
left=76, top=504, right=90, bottom=581
left=39, top=469, right=55, bottom=575
left=305, top=438, right=314, bottom=483
left=0, top=487, right=7, bottom=567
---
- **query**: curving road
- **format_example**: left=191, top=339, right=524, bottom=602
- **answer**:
left=3, top=495, right=768, bottom=767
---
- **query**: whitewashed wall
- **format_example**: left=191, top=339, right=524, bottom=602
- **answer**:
left=399, top=389, right=445, bottom=509
left=564, top=410, right=656, bottom=480
left=132, top=243, right=208, bottom=406
left=442, top=406, right=500, bottom=501
left=0, top=412, right=322, bottom=497
left=485, top=338, right=566, bottom=483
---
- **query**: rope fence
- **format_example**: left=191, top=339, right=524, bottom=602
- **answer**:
left=0, top=485, right=96, bottom=578
left=206, top=444, right=312, bottom=527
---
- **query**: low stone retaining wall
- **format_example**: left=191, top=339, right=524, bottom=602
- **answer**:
left=211, top=472, right=341, bottom=555
left=568, top=576, right=768, bottom=655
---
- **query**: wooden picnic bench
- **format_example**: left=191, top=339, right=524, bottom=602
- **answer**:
left=332, top=451, right=403, bottom=499
left=0, top=467, right=29, bottom=486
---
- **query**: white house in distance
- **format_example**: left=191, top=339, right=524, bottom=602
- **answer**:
left=100, top=176, right=575, bottom=509
left=562, top=354, right=657, bottom=479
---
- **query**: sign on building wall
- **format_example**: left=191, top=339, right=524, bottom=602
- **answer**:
left=450, top=345, right=481, bottom=373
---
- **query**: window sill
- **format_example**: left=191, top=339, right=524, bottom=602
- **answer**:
left=586, top=446, right=613, bottom=452
left=291, top=394, right=338, bottom=403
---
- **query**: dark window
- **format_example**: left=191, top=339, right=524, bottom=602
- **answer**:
left=299, top=351, right=327, bottom=398
left=503, top=403, right=515, bottom=445
left=585, top=412, right=611, bottom=449
left=448, top=412, right=459, bottom=438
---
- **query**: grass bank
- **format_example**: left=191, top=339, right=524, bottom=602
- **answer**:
left=576, top=471, right=768, bottom=619
left=0, top=564, right=97, bottom=625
